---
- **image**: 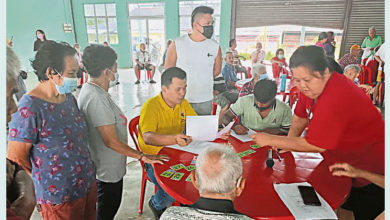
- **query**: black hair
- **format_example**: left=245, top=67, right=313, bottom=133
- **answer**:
left=161, top=67, right=186, bottom=87
left=327, top=31, right=334, bottom=36
left=36, top=29, right=47, bottom=41
left=82, top=44, right=117, bottom=78
left=275, top=48, right=284, bottom=56
left=318, top=32, right=328, bottom=40
left=32, top=41, right=76, bottom=81
left=253, top=79, right=277, bottom=103
left=289, top=45, right=329, bottom=76
left=326, top=57, right=343, bottom=74
left=229, top=39, right=236, bottom=47
left=191, top=6, right=214, bottom=28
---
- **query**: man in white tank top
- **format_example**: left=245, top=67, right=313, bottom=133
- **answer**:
left=165, top=6, right=222, bottom=115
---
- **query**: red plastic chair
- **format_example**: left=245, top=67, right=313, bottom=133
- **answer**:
left=128, top=116, right=157, bottom=214
left=137, top=69, right=152, bottom=81
left=288, top=86, right=300, bottom=108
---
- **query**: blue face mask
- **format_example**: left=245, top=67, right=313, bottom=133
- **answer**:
left=54, top=70, right=77, bottom=94
left=260, top=74, right=268, bottom=80
left=109, top=72, right=119, bottom=87
left=278, top=54, right=284, bottom=59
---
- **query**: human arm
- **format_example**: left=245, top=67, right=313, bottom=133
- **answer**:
left=287, top=114, right=309, bottom=137
left=96, top=124, right=169, bottom=164
left=361, top=37, right=367, bottom=49
left=261, top=127, right=288, bottom=135
left=164, top=41, right=177, bottom=69
left=143, top=132, right=193, bottom=147
left=7, top=142, right=33, bottom=174
left=221, top=109, right=248, bottom=135
left=329, top=163, right=384, bottom=188
left=251, top=51, right=258, bottom=65
left=213, top=47, right=222, bottom=78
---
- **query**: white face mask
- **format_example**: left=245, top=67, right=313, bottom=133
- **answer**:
left=109, top=72, right=119, bottom=87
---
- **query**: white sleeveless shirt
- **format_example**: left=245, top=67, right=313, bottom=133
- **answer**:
left=175, top=34, right=220, bottom=103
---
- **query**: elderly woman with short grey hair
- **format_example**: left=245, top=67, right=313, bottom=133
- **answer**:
left=239, top=63, right=267, bottom=97
left=344, top=64, right=373, bottom=94
left=361, top=26, right=382, bottom=60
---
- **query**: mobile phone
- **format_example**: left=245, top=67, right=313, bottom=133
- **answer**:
left=298, top=185, right=321, bottom=206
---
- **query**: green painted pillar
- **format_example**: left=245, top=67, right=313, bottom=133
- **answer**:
left=165, top=0, right=180, bottom=41
left=115, top=0, right=131, bottom=68
left=219, top=0, right=232, bottom=54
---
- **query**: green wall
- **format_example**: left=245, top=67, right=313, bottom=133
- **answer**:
left=7, top=0, right=75, bottom=71
left=7, top=0, right=231, bottom=69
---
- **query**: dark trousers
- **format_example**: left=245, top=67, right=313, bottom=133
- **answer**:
left=96, top=179, right=123, bottom=220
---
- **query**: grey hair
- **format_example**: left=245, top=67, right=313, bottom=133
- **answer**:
left=6, top=46, right=20, bottom=83
left=252, top=63, right=266, bottom=76
left=369, top=26, right=376, bottom=32
left=196, top=144, right=242, bottom=195
left=344, top=64, right=361, bottom=75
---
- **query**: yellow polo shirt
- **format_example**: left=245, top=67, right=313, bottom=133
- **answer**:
left=138, top=93, right=197, bottom=155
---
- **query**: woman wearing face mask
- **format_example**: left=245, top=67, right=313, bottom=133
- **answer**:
left=78, top=45, right=169, bottom=220
left=33, top=29, right=47, bottom=52
left=271, top=48, right=289, bottom=78
left=239, top=63, right=268, bottom=97
left=8, top=41, right=97, bottom=219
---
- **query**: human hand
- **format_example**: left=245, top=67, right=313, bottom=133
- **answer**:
left=175, top=134, right=193, bottom=146
left=329, top=163, right=364, bottom=178
left=219, top=130, right=231, bottom=140
left=250, top=132, right=273, bottom=147
left=233, top=125, right=248, bottom=135
left=142, top=154, right=170, bottom=164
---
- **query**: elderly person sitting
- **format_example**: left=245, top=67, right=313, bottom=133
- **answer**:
left=344, top=64, right=373, bottom=94
left=250, top=42, right=265, bottom=66
left=239, top=63, right=267, bottom=97
left=361, top=26, right=382, bottom=61
left=338, top=44, right=362, bottom=70
left=223, top=79, right=292, bottom=135
left=160, top=144, right=252, bottom=220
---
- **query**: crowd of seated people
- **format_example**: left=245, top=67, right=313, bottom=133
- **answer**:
left=5, top=5, right=385, bottom=220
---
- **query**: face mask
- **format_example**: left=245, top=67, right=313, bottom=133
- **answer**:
left=53, top=69, right=77, bottom=94
left=109, top=72, right=119, bottom=87
left=254, top=99, right=275, bottom=112
left=259, top=74, right=268, bottom=80
left=354, top=78, right=359, bottom=84
left=278, top=54, right=284, bottom=59
left=200, top=24, right=213, bottom=39
left=20, top=71, right=27, bottom=80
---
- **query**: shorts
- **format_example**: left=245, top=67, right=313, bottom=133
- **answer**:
left=137, top=63, right=153, bottom=71
left=341, top=183, right=384, bottom=219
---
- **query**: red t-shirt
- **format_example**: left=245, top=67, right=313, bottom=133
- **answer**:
left=271, top=57, right=288, bottom=66
left=305, top=73, right=384, bottom=187
left=294, top=92, right=315, bottom=120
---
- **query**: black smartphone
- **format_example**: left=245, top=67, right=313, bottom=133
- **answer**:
left=298, top=185, right=321, bottom=206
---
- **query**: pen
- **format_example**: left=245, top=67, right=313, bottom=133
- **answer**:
left=275, top=150, right=282, bottom=161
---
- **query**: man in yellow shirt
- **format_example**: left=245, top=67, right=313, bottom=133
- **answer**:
left=138, top=67, right=196, bottom=219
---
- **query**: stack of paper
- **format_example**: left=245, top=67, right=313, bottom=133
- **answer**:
left=230, top=129, right=257, bottom=142
left=165, top=140, right=223, bottom=155
left=274, top=182, right=337, bottom=220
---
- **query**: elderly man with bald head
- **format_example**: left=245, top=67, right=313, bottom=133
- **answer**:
left=160, top=144, right=252, bottom=220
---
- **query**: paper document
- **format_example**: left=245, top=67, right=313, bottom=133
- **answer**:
left=274, top=182, right=337, bottom=220
left=231, top=128, right=257, bottom=142
left=186, top=116, right=218, bottom=141
left=216, top=121, right=234, bottom=139
left=165, top=140, right=223, bottom=155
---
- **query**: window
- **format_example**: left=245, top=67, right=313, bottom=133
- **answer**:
left=84, top=4, right=118, bottom=44
left=179, top=0, right=221, bottom=41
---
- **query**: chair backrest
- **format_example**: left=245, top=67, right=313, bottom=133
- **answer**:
left=128, top=116, right=141, bottom=151
left=289, top=86, right=300, bottom=108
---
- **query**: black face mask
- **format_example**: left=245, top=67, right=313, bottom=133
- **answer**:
left=20, top=71, right=27, bottom=80
left=254, top=99, right=276, bottom=112
left=201, top=25, right=213, bottom=39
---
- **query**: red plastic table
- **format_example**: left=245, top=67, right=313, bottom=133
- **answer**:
left=154, top=137, right=351, bottom=219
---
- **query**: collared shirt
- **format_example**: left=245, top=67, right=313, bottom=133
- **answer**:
left=361, top=35, right=382, bottom=59
left=250, top=50, right=265, bottom=66
left=8, top=94, right=96, bottom=205
left=239, top=80, right=255, bottom=97
left=138, top=93, right=197, bottom=155
left=160, top=197, right=253, bottom=220
left=230, top=95, right=292, bottom=131
left=135, top=50, right=150, bottom=64
left=338, top=53, right=361, bottom=70
left=222, top=64, right=238, bottom=89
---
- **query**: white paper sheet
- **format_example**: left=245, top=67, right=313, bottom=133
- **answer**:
left=165, top=140, right=223, bottom=155
left=186, top=116, right=218, bottom=141
left=230, top=128, right=257, bottom=142
left=274, top=182, right=337, bottom=220
left=216, top=121, right=234, bottom=138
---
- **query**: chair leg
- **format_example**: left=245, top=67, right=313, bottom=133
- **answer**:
left=139, top=172, right=148, bottom=214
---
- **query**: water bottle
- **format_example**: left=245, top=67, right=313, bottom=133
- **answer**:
left=280, top=74, right=287, bottom=92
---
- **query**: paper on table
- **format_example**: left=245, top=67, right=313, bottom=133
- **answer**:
left=216, top=121, right=234, bottom=138
left=165, top=140, right=222, bottom=155
left=186, top=116, right=218, bottom=141
left=274, top=182, right=337, bottom=220
left=231, top=128, right=257, bottom=142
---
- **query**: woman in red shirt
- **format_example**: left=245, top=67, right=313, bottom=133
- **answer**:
left=251, top=46, right=384, bottom=220
left=270, top=48, right=288, bottom=78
